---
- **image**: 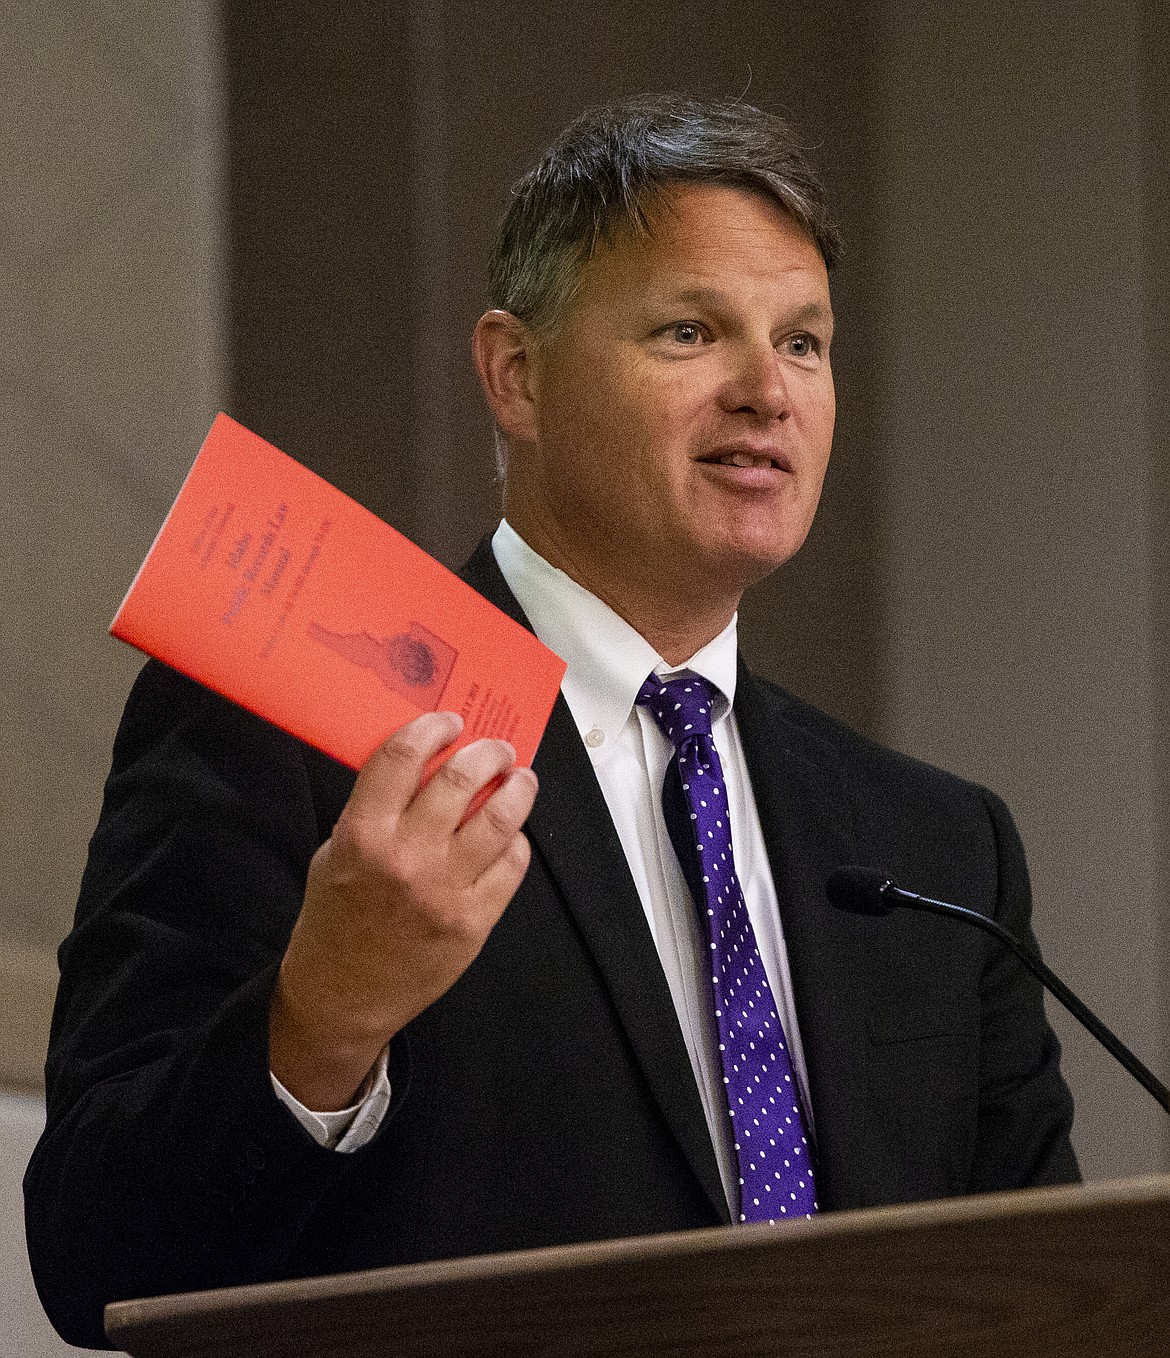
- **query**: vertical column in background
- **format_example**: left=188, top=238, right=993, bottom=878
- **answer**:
left=874, top=0, right=1166, bottom=1178
left=1141, top=0, right=1170, bottom=1129
left=0, top=0, right=224, bottom=1084
left=222, top=4, right=419, bottom=530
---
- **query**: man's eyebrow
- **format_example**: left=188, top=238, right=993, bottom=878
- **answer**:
left=662, top=286, right=735, bottom=311
left=784, top=300, right=835, bottom=332
left=660, top=288, right=835, bottom=331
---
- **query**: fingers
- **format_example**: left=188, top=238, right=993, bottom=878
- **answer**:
left=450, top=766, right=538, bottom=885
left=341, top=711, right=466, bottom=838
left=353, top=712, right=520, bottom=835
left=474, top=828, right=533, bottom=909
left=409, top=735, right=521, bottom=839
left=330, top=713, right=532, bottom=884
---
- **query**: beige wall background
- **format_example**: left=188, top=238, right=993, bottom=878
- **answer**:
left=876, top=1, right=1169, bottom=1181
left=4, top=3, right=223, bottom=1348
left=3, top=3, right=223, bottom=1088
left=2, top=2, right=1167, bottom=1341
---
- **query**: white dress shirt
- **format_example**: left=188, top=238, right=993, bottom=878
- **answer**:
left=491, top=520, right=813, bottom=1213
left=275, top=520, right=813, bottom=1208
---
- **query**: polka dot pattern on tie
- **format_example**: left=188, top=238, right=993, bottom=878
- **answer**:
left=636, top=671, right=818, bottom=1224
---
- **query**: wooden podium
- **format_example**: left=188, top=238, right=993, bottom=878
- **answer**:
left=105, top=1175, right=1170, bottom=1357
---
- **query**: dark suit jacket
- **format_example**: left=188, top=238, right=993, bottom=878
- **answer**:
left=25, top=541, right=1077, bottom=1349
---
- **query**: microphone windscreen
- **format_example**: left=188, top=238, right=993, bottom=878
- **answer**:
left=825, top=865, right=895, bottom=916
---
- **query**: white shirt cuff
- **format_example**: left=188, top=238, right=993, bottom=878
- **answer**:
left=270, top=1048, right=392, bottom=1152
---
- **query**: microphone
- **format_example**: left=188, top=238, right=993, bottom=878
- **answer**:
left=825, top=865, right=1170, bottom=1115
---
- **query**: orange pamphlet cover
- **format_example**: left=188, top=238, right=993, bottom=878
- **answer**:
left=111, top=414, right=566, bottom=773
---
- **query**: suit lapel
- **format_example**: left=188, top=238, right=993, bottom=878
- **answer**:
left=733, top=663, right=873, bottom=1211
left=460, top=539, right=729, bottom=1223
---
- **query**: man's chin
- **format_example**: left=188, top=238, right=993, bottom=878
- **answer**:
left=699, top=532, right=810, bottom=592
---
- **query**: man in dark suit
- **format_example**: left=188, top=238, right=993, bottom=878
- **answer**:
left=26, top=94, right=1077, bottom=1349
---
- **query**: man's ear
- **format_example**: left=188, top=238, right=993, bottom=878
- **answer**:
left=472, top=310, right=541, bottom=445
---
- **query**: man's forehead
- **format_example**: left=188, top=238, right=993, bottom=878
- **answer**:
left=582, top=202, right=831, bottom=317
left=652, top=180, right=815, bottom=240
left=594, top=183, right=828, bottom=272
left=663, top=285, right=833, bottom=324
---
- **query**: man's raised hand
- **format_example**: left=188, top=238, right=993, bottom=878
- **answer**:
left=268, top=711, right=537, bottom=1111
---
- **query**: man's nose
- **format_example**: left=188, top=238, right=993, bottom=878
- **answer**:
left=720, top=343, right=791, bottom=420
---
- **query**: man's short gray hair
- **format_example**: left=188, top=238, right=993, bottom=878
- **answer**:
left=487, top=92, right=842, bottom=338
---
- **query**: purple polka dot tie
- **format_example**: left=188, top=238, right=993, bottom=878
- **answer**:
left=636, top=672, right=818, bottom=1223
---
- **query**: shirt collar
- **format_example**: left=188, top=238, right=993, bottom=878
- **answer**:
left=491, top=519, right=738, bottom=746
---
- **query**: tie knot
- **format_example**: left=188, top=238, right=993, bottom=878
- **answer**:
left=635, top=673, right=719, bottom=748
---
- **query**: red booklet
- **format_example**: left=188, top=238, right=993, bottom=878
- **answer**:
left=111, top=414, right=566, bottom=774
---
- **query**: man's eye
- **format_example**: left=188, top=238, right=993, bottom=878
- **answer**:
left=787, top=333, right=818, bottom=358
left=670, top=322, right=705, bottom=345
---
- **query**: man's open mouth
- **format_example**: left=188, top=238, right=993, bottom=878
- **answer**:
left=700, top=451, right=785, bottom=469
